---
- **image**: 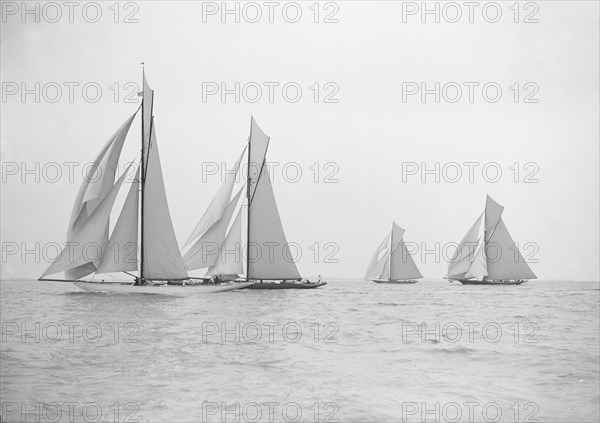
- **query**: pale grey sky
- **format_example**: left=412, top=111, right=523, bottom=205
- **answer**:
left=1, top=1, right=598, bottom=280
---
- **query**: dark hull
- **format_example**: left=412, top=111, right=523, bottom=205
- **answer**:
left=243, top=282, right=327, bottom=290
left=457, top=279, right=526, bottom=286
left=372, top=279, right=419, bottom=284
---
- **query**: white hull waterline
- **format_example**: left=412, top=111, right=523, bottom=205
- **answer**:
left=372, top=279, right=418, bottom=284
left=71, top=281, right=254, bottom=294
left=454, top=279, right=527, bottom=286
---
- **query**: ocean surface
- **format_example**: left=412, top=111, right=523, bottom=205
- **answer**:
left=1, top=279, right=598, bottom=423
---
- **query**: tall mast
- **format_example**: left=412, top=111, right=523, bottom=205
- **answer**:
left=246, top=118, right=252, bottom=281
left=139, top=63, right=146, bottom=284
left=389, top=222, right=394, bottom=281
left=246, top=137, right=251, bottom=279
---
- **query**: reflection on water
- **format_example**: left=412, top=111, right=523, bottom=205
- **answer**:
left=1, top=279, right=599, bottom=422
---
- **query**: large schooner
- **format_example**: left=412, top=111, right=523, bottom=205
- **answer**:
left=365, top=222, right=423, bottom=284
left=38, top=70, right=251, bottom=294
left=183, top=117, right=326, bottom=290
left=446, top=195, right=536, bottom=285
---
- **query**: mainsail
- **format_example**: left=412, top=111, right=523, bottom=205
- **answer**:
left=245, top=118, right=301, bottom=281
left=365, top=222, right=423, bottom=281
left=41, top=70, right=189, bottom=283
left=446, top=195, right=536, bottom=281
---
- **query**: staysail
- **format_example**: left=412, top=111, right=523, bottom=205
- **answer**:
left=183, top=188, right=243, bottom=271
left=41, top=165, right=133, bottom=278
left=42, top=113, right=137, bottom=279
left=365, top=233, right=391, bottom=280
left=96, top=168, right=140, bottom=274
left=206, top=206, right=244, bottom=277
left=184, top=147, right=246, bottom=248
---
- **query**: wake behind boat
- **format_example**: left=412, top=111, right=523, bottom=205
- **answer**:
left=446, top=195, right=536, bottom=286
left=38, top=68, right=248, bottom=294
left=365, top=222, right=423, bottom=284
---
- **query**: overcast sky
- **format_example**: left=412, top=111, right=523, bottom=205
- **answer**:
left=1, top=1, right=598, bottom=280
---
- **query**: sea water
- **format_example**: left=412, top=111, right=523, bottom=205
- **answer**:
left=1, top=279, right=598, bottom=422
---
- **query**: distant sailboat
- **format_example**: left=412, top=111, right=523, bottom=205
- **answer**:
left=183, top=117, right=326, bottom=290
left=446, top=195, right=536, bottom=285
left=365, top=222, right=423, bottom=284
left=38, top=69, right=252, bottom=294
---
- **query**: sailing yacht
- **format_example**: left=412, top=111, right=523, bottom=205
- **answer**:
left=446, top=195, right=536, bottom=285
left=183, top=117, right=326, bottom=290
left=38, top=70, right=252, bottom=294
left=365, top=222, right=423, bottom=284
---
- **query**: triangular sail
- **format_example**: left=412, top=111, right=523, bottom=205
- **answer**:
left=96, top=169, right=140, bottom=274
left=207, top=207, right=244, bottom=276
left=68, top=113, right=136, bottom=237
left=248, top=117, right=270, bottom=202
left=485, top=218, right=536, bottom=280
left=390, top=239, right=423, bottom=280
left=141, top=121, right=188, bottom=280
left=142, top=71, right=154, bottom=163
left=183, top=188, right=243, bottom=271
left=484, top=195, right=504, bottom=236
left=41, top=167, right=132, bottom=278
left=184, top=147, right=246, bottom=248
left=464, top=240, right=488, bottom=279
left=365, top=233, right=391, bottom=280
left=247, top=167, right=301, bottom=280
left=446, top=214, right=484, bottom=279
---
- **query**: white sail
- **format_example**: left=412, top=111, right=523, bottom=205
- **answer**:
left=446, top=213, right=484, bottom=279
left=390, top=239, right=423, bottom=280
left=386, top=223, right=423, bottom=280
left=207, top=207, right=244, bottom=276
left=485, top=218, right=536, bottom=280
left=96, top=169, right=140, bottom=274
left=380, top=255, right=391, bottom=280
left=42, top=167, right=132, bottom=278
left=184, top=147, right=246, bottom=248
left=484, top=195, right=504, bottom=236
left=365, top=233, right=391, bottom=280
left=247, top=167, right=301, bottom=280
left=142, top=71, right=154, bottom=158
left=68, top=113, right=136, bottom=236
left=183, top=188, right=243, bottom=271
left=142, top=121, right=188, bottom=280
left=464, top=240, right=488, bottom=279
left=248, top=117, right=270, bottom=201
left=62, top=113, right=136, bottom=279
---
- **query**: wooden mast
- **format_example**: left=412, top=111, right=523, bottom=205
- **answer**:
left=138, top=63, right=146, bottom=285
